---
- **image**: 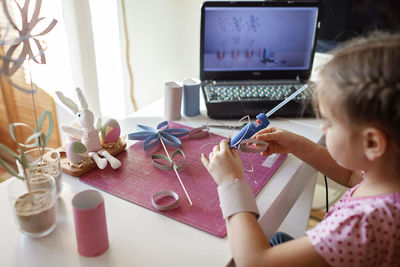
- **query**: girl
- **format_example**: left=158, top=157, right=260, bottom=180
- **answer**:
left=201, top=32, right=400, bottom=267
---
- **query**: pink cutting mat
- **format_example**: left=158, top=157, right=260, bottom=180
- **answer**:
left=80, top=122, right=287, bottom=237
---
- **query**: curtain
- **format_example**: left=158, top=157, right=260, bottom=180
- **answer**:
left=0, top=0, right=62, bottom=166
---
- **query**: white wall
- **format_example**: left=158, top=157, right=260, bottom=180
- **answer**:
left=117, top=0, right=205, bottom=111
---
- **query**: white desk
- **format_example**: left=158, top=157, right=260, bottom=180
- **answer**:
left=0, top=104, right=322, bottom=267
left=0, top=52, right=330, bottom=266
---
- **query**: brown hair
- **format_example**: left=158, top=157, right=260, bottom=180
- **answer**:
left=317, top=32, right=400, bottom=153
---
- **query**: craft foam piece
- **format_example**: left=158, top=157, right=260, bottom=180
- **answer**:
left=80, top=122, right=287, bottom=237
left=72, top=190, right=109, bottom=257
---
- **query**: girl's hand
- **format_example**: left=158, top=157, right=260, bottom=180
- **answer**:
left=201, top=139, right=244, bottom=185
left=252, top=127, right=300, bottom=157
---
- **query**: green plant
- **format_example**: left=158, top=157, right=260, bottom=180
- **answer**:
left=0, top=111, right=54, bottom=192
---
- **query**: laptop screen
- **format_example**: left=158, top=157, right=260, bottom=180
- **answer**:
left=202, top=4, right=319, bottom=75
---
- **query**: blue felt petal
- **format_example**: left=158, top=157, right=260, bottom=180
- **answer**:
left=157, top=121, right=169, bottom=130
left=160, top=133, right=182, bottom=148
left=131, top=122, right=191, bottom=151
left=163, top=128, right=189, bottom=137
left=136, top=124, right=156, bottom=132
left=128, top=131, right=156, bottom=140
left=142, top=134, right=161, bottom=150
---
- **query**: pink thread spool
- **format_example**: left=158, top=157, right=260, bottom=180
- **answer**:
left=72, top=190, right=109, bottom=257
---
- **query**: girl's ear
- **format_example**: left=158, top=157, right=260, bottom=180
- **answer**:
left=363, top=127, right=387, bottom=161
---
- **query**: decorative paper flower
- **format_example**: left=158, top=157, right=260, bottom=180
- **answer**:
left=0, top=0, right=57, bottom=92
left=128, top=121, right=189, bottom=151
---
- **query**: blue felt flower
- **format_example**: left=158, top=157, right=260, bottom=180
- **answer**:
left=128, top=121, right=189, bottom=150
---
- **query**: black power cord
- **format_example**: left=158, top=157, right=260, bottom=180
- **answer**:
left=324, top=175, right=329, bottom=213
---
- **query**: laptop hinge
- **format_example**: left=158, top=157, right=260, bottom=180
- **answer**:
left=203, top=79, right=305, bottom=85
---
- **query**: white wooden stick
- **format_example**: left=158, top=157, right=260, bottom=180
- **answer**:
left=159, top=138, right=193, bottom=206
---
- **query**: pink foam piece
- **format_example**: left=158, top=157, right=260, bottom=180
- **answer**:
left=80, top=122, right=287, bottom=237
left=72, top=190, right=109, bottom=257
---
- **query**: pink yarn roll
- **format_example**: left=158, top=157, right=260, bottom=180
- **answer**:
left=164, top=81, right=183, bottom=121
left=72, top=190, right=109, bottom=257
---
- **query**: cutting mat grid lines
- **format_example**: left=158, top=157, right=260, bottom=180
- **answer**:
left=80, top=122, right=287, bottom=237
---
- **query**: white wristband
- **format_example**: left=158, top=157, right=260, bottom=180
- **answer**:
left=217, top=179, right=260, bottom=219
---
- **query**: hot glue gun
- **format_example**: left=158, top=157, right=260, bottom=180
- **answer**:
left=230, top=84, right=309, bottom=147
left=230, top=113, right=270, bottom=147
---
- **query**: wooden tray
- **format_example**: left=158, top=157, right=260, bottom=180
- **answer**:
left=60, top=139, right=127, bottom=177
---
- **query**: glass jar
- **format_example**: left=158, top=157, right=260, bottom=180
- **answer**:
left=7, top=174, right=57, bottom=238
left=17, top=147, right=62, bottom=196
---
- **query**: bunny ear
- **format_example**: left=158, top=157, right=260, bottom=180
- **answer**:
left=95, top=117, right=102, bottom=132
left=56, top=91, right=79, bottom=113
left=76, top=87, right=88, bottom=109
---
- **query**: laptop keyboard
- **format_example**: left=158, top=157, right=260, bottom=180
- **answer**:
left=203, top=83, right=314, bottom=102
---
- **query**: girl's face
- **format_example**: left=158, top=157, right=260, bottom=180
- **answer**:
left=318, top=89, right=365, bottom=170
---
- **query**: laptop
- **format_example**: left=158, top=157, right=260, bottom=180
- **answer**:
left=200, top=1, right=320, bottom=119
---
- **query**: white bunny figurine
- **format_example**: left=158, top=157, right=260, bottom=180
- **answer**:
left=56, top=87, right=121, bottom=169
